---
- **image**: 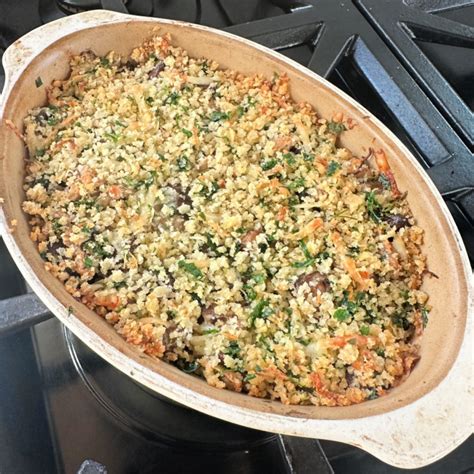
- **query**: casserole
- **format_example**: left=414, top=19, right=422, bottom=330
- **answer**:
left=0, top=10, right=471, bottom=467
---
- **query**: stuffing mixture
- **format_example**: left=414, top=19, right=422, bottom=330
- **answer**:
left=22, top=34, right=431, bottom=406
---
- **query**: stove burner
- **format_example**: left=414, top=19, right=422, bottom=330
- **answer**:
left=56, top=0, right=127, bottom=14
left=55, top=0, right=153, bottom=15
left=63, top=326, right=275, bottom=451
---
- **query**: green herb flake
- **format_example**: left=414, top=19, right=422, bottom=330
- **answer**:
left=178, top=260, right=203, bottom=279
left=299, top=240, right=312, bottom=259
left=283, top=152, right=296, bottom=165
left=292, top=240, right=315, bottom=268
left=327, top=121, right=346, bottom=134
left=225, top=341, right=241, bottom=357
left=242, top=285, right=257, bottom=302
left=287, top=177, right=305, bottom=190
left=181, top=128, right=192, bottom=138
left=421, top=307, right=430, bottom=328
left=365, top=191, right=384, bottom=223
left=261, top=159, right=278, bottom=171
left=236, top=106, right=245, bottom=118
left=100, top=57, right=110, bottom=67
left=288, top=196, right=299, bottom=207
left=333, top=308, right=350, bottom=321
left=200, top=181, right=219, bottom=199
left=104, top=132, right=120, bottom=143
left=252, top=274, right=266, bottom=284
left=249, top=299, right=270, bottom=327
left=367, top=389, right=379, bottom=400
left=209, top=111, right=229, bottom=122
left=167, top=92, right=180, bottom=105
left=244, top=373, right=256, bottom=382
left=326, top=160, right=341, bottom=176
left=203, top=328, right=220, bottom=335
left=35, top=77, right=43, bottom=88
left=292, top=259, right=315, bottom=269
left=303, top=152, right=314, bottom=162
left=378, top=173, right=391, bottom=190
left=177, top=155, right=190, bottom=171
left=84, top=257, right=94, bottom=268
left=360, top=325, right=370, bottom=336
left=145, top=96, right=154, bottom=105
left=35, top=148, right=45, bottom=157
left=47, top=116, right=59, bottom=126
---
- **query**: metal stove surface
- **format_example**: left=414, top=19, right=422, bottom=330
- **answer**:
left=0, top=0, right=474, bottom=473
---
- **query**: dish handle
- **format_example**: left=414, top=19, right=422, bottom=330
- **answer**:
left=0, top=10, right=133, bottom=97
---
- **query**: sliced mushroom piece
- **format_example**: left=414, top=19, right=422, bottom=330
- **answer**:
left=162, top=323, right=177, bottom=350
left=148, top=61, right=165, bottom=79
left=201, top=304, right=218, bottom=324
left=222, top=372, right=243, bottom=392
left=294, top=272, right=329, bottom=297
left=384, top=214, right=410, bottom=230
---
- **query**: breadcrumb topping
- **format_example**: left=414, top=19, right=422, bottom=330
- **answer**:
left=22, top=35, right=430, bottom=406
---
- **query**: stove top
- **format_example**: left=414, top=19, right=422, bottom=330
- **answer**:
left=0, top=1, right=473, bottom=473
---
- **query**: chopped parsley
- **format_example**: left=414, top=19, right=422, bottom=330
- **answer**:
left=252, top=274, right=266, bottom=284
left=104, top=132, right=120, bottom=143
left=225, top=341, right=241, bottom=357
left=47, top=116, right=59, bottom=126
left=333, top=308, right=350, bottom=321
left=181, top=128, right=192, bottom=138
left=365, top=191, right=384, bottom=223
left=292, top=240, right=315, bottom=268
left=261, top=159, right=278, bottom=171
left=209, top=111, right=230, bottom=122
left=283, top=152, right=296, bottom=165
left=200, top=181, right=219, bottom=199
left=303, top=152, right=314, bottom=162
left=421, top=307, right=429, bottom=327
left=166, top=92, right=180, bottom=105
left=244, top=373, right=256, bottom=382
left=242, top=285, right=257, bottom=302
left=249, top=299, right=271, bottom=327
left=378, top=173, right=391, bottom=190
left=326, top=160, right=341, bottom=176
left=84, top=257, right=94, bottom=268
left=178, top=260, right=203, bottom=279
left=287, top=177, right=305, bottom=190
left=327, top=121, right=346, bottom=134
left=177, top=155, right=190, bottom=171
left=35, top=76, right=43, bottom=88
left=203, top=328, right=220, bottom=335
left=360, top=325, right=370, bottom=336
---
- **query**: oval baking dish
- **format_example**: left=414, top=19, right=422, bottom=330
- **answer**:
left=0, top=10, right=471, bottom=467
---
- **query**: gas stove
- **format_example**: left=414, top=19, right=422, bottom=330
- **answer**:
left=0, top=1, right=473, bottom=473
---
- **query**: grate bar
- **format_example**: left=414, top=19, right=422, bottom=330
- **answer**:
left=0, top=293, right=51, bottom=336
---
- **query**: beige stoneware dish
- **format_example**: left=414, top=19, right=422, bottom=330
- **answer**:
left=0, top=10, right=472, bottom=468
